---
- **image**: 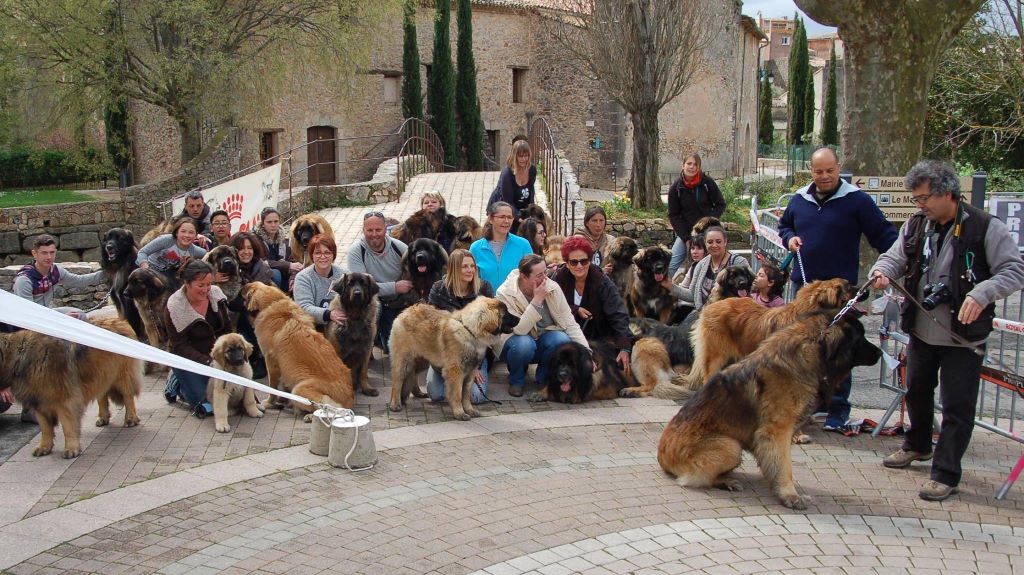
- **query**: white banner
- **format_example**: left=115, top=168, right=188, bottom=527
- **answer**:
left=0, top=289, right=310, bottom=406
left=172, top=163, right=282, bottom=235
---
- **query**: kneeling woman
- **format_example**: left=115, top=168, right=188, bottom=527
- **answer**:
left=164, top=259, right=231, bottom=417
left=553, top=235, right=633, bottom=372
left=426, top=249, right=495, bottom=404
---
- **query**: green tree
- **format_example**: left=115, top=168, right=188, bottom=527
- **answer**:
left=758, top=73, right=774, bottom=145
left=0, top=0, right=392, bottom=166
left=787, top=16, right=808, bottom=145
left=428, top=0, right=458, bottom=167
left=797, top=0, right=985, bottom=174
left=401, top=0, right=423, bottom=121
left=803, top=73, right=815, bottom=143
left=455, top=0, right=486, bottom=169
left=821, top=43, right=839, bottom=146
left=104, top=98, right=133, bottom=186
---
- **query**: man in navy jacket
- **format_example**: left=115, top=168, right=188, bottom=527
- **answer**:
left=779, top=147, right=897, bottom=431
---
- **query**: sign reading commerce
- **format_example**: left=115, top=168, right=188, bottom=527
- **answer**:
left=853, top=175, right=974, bottom=223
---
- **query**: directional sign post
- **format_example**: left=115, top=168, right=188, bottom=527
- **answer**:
left=851, top=175, right=975, bottom=223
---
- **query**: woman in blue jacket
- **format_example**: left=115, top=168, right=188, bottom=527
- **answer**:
left=470, top=202, right=534, bottom=290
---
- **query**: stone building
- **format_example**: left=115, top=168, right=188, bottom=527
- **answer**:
left=130, top=0, right=764, bottom=190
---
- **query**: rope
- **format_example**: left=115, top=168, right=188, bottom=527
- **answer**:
left=313, top=402, right=375, bottom=472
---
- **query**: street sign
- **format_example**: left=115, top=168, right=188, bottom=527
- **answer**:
left=853, top=175, right=974, bottom=222
left=989, top=197, right=1024, bottom=252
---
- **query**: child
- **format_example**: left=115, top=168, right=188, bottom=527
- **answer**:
left=751, top=263, right=786, bottom=308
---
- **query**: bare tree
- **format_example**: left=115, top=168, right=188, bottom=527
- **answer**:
left=545, top=0, right=716, bottom=209
left=0, top=0, right=394, bottom=165
left=795, top=0, right=984, bottom=175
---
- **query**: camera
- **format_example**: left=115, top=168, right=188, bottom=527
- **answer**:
left=921, top=282, right=952, bottom=311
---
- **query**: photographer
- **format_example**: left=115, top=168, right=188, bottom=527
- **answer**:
left=869, top=159, right=1024, bottom=502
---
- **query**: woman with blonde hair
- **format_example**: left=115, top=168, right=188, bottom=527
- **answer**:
left=486, top=139, right=536, bottom=232
left=426, top=249, right=495, bottom=403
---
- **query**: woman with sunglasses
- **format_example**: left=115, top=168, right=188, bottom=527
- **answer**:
left=552, top=235, right=633, bottom=373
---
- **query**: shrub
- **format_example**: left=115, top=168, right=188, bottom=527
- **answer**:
left=0, top=145, right=115, bottom=188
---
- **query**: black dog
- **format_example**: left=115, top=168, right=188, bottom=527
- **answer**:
left=392, top=208, right=457, bottom=248
left=100, top=228, right=141, bottom=338
left=325, top=273, right=380, bottom=396
left=626, top=245, right=686, bottom=324
left=630, top=316, right=696, bottom=367
left=397, top=238, right=448, bottom=305
left=530, top=340, right=629, bottom=404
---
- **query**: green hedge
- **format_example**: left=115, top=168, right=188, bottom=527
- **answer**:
left=0, top=146, right=115, bottom=188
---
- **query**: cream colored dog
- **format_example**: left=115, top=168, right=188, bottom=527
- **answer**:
left=207, top=334, right=264, bottom=432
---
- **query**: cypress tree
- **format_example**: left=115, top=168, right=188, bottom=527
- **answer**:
left=803, top=73, right=815, bottom=143
left=104, top=97, right=132, bottom=187
left=455, top=0, right=486, bottom=169
left=758, top=73, right=773, bottom=145
left=401, top=0, right=423, bottom=121
left=821, top=43, right=839, bottom=146
left=428, top=0, right=458, bottom=167
left=787, top=16, right=808, bottom=145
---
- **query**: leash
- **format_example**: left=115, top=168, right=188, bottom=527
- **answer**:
left=83, top=286, right=115, bottom=313
left=827, top=280, right=873, bottom=328
left=795, top=246, right=808, bottom=286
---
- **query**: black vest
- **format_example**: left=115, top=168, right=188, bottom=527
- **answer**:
left=902, top=202, right=994, bottom=341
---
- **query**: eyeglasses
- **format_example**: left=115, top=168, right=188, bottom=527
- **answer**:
left=567, top=258, right=590, bottom=267
left=492, top=214, right=514, bottom=221
left=312, top=251, right=334, bottom=259
left=364, top=211, right=385, bottom=220
left=212, top=220, right=230, bottom=227
left=911, top=194, right=933, bottom=205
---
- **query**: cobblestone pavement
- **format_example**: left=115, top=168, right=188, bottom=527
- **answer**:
left=1, top=173, right=1023, bottom=573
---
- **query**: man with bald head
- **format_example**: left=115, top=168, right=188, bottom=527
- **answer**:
left=779, top=147, right=897, bottom=432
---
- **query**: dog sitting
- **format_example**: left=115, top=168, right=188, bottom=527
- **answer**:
left=396, top=238, right=448, bottom=306
left=451, top=215, right=483, bottom=251
left=706, top=265, right=756, bottom=305
left=207, top=333, right=264, bottom=433
left=122, top=267, right=172, bottom=373
left=658, top=310, right=881, bottom=509
left=204, top=245, right=243, bottom=303
left=290, top=214, right=334, bottom=265
left=391, top=208, right=458, bottom=248
left=100, top=227, right=141, bottom=339
left=544, top=235, right=566, bottom=266
left=625, top=245, right=686, bottom=324
left=325, top=273, right=380, bottom=397
left=530, top=338, right=676, bottom=403
left=606, top=236, right=639, bottom=296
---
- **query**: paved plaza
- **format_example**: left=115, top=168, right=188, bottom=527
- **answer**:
left=0, top=173, right=1022, bottom=574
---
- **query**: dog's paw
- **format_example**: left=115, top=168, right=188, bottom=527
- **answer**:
left=717, top=478, right=744, bottom=492
left=465, top=407, right=481, bottom=418
left=95, top=417, right=110, bottom=427
left=246, top=407, right=264, bottom=418
left=791, top=433, right=812, bottom=445
left=32, top=445, right=53, bottom=457
left=387, top=403, right=404, bottom=413
left=779, top=493, right=807, bottom=510
left=619, top=387, right=646, bottom=398
left=360, top=387, right=380, bottom=397
left=124, top=416, right=140, bottom=428
left=453, top=412, right=471, bottom=421
left=526, top=393, right=547, bottom=403
left=216, top=423, right=231, bottom=433
left=62, top=447, right=82, bottom=459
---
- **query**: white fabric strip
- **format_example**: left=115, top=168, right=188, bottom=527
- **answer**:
left=0, top=289, right=311, bottom=406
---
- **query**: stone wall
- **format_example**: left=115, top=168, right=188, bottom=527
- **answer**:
left=276, top=155, right=404, bottom=216
left=0, top=201, right=129, bottom=266
left=607, top=218, right=748, bottom=248
left=0, top=262, right=109, bottom=309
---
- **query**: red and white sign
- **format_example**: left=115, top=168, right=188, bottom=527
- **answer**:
left=171, top=163, right=282, bottom=234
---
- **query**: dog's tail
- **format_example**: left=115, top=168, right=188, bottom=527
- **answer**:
left=651, top=372, right=696, bottom=401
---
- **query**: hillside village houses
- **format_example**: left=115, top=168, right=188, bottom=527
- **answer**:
left=129, top=0, right=765, bottom=191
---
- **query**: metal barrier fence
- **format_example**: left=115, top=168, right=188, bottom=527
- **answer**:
left=528, top=117, right=580, bottom=235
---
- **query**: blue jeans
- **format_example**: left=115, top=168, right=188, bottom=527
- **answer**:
left=270, top=268, right=283, bottom=291
left=167, top=368, right=210, bottom=410
left=669, top=236, right=687, bottom=278
left=500, top=330, right=572, bottom=391
left=427, top=357, right=490, bottom=404
left=791, top=280, right=852, bottom=426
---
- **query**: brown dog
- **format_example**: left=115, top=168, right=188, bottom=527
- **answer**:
left=687, top=278, right=852, bottom=389
left=242, top=282, right=354, bottom=417
left=658, top=311, right=881, bottom=509
left=0, top=317, right=142, bottom=458
left=290, top=213, right=335, bottom=265
left=207, top=333, right=264, bottom=433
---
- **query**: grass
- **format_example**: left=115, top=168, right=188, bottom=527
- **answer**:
left=0, top=188, right=96, bottom=208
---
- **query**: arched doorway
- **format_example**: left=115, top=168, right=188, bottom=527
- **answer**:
left=306, top=126, right=337, bottom=185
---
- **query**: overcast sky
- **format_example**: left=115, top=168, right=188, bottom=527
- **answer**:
left=741, top=0, right=838, bottom=36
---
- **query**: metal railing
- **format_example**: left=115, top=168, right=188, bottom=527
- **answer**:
left=528, top=117, right=577, bottom=235
left=159, top=118, right=448, bottom=218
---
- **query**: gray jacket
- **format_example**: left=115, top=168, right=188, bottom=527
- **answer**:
left=13, top=264, right=106, bottom=309
left=293, top=263, right=347, bottom=325
left=870, top=210, right=1024, bottom=345
left=346, top=237, right=407, bottom=298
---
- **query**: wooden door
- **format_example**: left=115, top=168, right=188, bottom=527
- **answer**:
left=306, top=126, right=336, bottom=185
